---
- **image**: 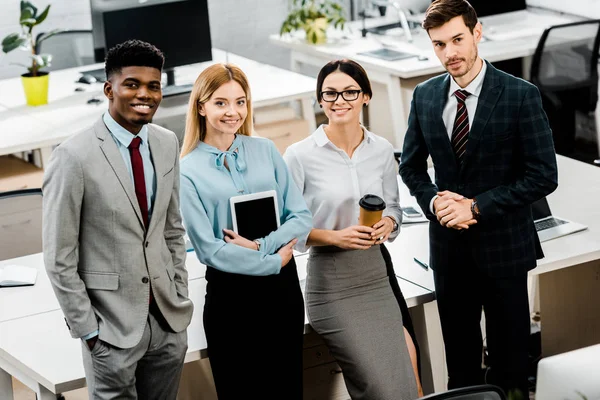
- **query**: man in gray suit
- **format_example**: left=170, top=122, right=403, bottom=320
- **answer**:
left=43, top=40, right=193, bottom=399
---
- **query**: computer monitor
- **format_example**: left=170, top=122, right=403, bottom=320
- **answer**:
left=90, top=0, right=212, bottom=87
left=536, top=344, right=600, bottom=400
left=429, top=0, right=526, bottom=18
left=465, top=0, right=526, bottom=18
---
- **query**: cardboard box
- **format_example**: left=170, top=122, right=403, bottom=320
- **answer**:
left=254, top=118, right=310, bottom=154
left=0, top=155, right=44, bottom=192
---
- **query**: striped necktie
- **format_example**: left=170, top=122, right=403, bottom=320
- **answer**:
left=451, top=89, right=471, bottom=162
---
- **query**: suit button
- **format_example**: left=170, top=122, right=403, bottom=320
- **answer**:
left=145, top=242, right=149, bottom=248
left=142, top=277, right=149, bottom=284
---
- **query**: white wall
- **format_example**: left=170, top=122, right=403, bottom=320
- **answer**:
left=0, top=0, right=292, bottom=80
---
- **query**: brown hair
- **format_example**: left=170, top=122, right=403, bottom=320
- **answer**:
left=181, top=63, right=253, bottom=158
left=422, top=0, right=478, bottom=33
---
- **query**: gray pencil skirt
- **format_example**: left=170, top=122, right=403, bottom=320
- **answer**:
left=306, top=244, right=418, bottom=400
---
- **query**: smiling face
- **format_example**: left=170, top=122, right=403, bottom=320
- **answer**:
left=199, top=80, right=248, bottom=138
left=320, top=71, right=369, bottom=126
left=104, top=66, right=162, bottom=134
left=429, top=16, right=482, bottom=85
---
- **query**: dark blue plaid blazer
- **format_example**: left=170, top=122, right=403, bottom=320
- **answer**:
left=399, top=61, right=558, bottom=278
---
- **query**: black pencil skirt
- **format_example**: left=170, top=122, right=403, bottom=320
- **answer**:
left=203, top=257, right=304, bottom=400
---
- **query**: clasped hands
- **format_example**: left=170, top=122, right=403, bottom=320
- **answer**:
left=434, top=190, right=477, bottom=230
left=223, top=228, right=297, bottom=267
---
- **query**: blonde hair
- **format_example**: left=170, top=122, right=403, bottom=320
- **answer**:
left=181, top=63, right=253, bottom=158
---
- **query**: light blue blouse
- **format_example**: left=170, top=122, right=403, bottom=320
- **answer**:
left=180, top=135, right=312, bottom=276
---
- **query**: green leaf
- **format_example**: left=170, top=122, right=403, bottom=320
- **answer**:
left=38, top=53, right=52, bottom=68
left=1, top=34, right=27, bottom=53
left=20, top=7, right=35, bottom=25
left=35, top=5, right=51, bottom=26
left=20, top=18, right=37, bottom=27
left=21, top=1, right=38, bottom=16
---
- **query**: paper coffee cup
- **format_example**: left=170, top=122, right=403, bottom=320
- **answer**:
left=359, top=194, right=386, bottom=227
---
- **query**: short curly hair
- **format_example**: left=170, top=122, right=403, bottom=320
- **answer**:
left=104, top=39, right=164, bottom=79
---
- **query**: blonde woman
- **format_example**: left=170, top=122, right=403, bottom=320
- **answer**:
left=179, top=63, right=312, bottom=399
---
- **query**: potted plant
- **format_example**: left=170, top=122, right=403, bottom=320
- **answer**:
left=280, top=0, right=346, bottom=45
left=1, top=1, right=61, bottom=106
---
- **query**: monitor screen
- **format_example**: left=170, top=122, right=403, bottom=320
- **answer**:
left=466, top=0, right=526, bottom=18
left=90, top=0, right=212, bottom=70
left=531, top=198, right=552, bottom=221
left=430, top=0, right=526, bottom=18
left=233, top=197, right=279, bottom=241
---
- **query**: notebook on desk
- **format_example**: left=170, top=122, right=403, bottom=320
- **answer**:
left=0, top=265, right=37, bottom=287
left=533, top=197, right=587, bottom=242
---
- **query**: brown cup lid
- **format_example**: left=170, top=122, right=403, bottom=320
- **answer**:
left=359, top=194, right=386, bottom=211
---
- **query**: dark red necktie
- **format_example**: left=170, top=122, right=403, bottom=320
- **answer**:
left=451, top=89, right=471, bottom=163
left=129, top=136, right=154, bottom=305
left=128, top=136, right=148, bottom=228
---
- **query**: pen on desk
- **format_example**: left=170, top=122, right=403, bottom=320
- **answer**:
left=413, top=257, right=429, bottom=271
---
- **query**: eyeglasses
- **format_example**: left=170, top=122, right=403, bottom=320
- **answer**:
left=320, top=89, right=362, bottom=102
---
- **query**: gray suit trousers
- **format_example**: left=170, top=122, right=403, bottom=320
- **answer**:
left=81, top=310, right=187, bottom=400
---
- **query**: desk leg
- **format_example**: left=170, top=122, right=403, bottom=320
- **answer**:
left=300, top=98, right=317, bottom=133
left=39, top=146, right=53, bottom=169
left=0, top=368, right=14, bottom=400
left=410, top=300, right=447, bottom=394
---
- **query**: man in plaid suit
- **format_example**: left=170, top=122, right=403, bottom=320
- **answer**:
left=399, top=0, right=558, bottom=396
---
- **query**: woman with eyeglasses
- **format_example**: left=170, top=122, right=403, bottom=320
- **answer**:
left=283, top=59, right=422, bottom=399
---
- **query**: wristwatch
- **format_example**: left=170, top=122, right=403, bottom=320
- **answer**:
left=471, top=199, right=481, bottom=220
left=388, top=216, right=399, bottom=232
left=253, top=239, right=261, bottom=251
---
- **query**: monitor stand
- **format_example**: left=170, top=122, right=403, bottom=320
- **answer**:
left=162, top=68, right=193, bottom=98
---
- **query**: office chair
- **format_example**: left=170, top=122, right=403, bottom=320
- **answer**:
left=0, top=188, right=43, bottom=261
left=530, top=20, right=600, bottom=157
left=420, top=385, right=506, bottom=400
left=35, top=30, right=95, bottom=71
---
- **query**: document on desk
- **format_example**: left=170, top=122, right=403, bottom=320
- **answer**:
left=0, top=265, right=37, bottom=287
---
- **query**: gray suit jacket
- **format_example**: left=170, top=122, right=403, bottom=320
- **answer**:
left=43, top=118, right=193, bottom=349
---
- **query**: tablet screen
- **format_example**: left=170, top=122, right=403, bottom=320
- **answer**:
left=233, top=196, right=279, bottom=240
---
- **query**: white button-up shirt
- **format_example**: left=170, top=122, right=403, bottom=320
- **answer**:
left=284, top=125, right=402, bottom=252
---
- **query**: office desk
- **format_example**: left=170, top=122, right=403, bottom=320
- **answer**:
left=0, top=49, right=317, bottom=168
left=0, top=261, right=435, bottom=400
left=0, top=252, right=207, bottom=324
left=270, top=9, right=578, bottom=147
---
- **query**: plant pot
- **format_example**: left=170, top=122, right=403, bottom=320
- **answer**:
left=304, top=17, right=329, bottom=44
left=21, top=72, right=49, bottom=106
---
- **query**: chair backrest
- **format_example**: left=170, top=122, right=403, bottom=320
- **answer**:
left=35, top=30, right=95, bottom=72
left=420, top=385, right=506, bottom=400
left=0, top=189, right=43, bottom=261
left=530, top=20, right=600, bottom=110
left=536, top=344, right=600, bottom=400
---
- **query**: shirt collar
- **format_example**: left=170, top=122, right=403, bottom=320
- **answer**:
left=449, top=58, right=487, bottom=99
left=313, top=124, right=376, bottom=147
left=103, top=112, right=149, bottom=148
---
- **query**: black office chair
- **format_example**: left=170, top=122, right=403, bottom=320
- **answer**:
left=35, top=30, right=95, bottom=71
left=530, top=20, right=600, bottom=157
left=420, top=384, right=506, bottom=400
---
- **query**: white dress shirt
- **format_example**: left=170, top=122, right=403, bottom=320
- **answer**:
left=430, top=59, right=487, bottom=213
left=284, top=125, right=402, bottom=252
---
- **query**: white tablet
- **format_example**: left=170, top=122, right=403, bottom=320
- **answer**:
left=230, top=190, right=280, bottom=240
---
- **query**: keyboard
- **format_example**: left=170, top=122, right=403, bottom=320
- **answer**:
left=535, top=217, right=568, bottom=232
